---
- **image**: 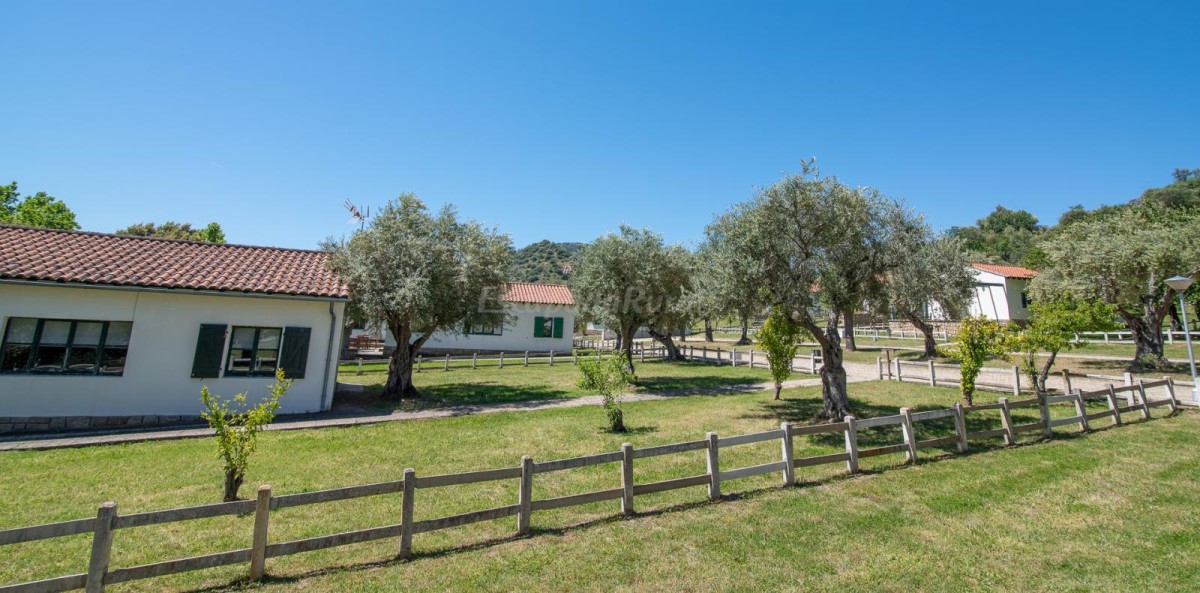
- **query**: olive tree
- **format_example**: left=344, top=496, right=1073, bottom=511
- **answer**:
left=1030, top=204, right=1200, bottom=367
left=718, top=161, right=918, bottom=419
left=572, top=226, right=692, bottom=375
left=884, top=232, right=976, bottom=357
left=1004, top=298, right=1118, bottom=392
left=323, top=194, right=512, bottom=398
left=702, top=212, right=769, bottom=344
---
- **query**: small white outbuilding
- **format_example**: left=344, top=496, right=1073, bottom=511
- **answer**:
left=966, top=262, right=1037, bottom=322
left=0, top=225, right=348, bottom=434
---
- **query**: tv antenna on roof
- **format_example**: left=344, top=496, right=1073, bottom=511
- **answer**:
left=344, top=199, right=370, bottom=231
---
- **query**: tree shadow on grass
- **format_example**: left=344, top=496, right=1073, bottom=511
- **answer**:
left=332, top=383, right=574, bottom=414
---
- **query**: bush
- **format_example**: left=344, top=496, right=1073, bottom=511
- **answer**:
left=756, top=312, right=803, bottom=399
left=577, top=355, right=633, bottom=432
left=200, top=368, right=291, bottom=501
left=939, top=315, right=1006, bottom=405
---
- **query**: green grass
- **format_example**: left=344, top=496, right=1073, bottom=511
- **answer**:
left=335, top=358, right=772, bottom=409
left=1, top=381, right=1196, bottom=592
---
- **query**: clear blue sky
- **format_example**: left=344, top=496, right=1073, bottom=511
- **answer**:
left=2, top=1, right=1197, bottom=250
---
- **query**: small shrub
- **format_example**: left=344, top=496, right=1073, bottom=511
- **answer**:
left=200, top=368, right=291, bottom=501
left=939, top=315, right=1006, bottom=406
left=577, top=355, right=633, bottom=432
left=756, top=312, right=803, bottom=400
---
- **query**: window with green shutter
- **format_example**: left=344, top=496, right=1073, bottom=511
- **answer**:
left=533, top=316, right=545, bottom=338
left=553, top=317, right=564, bottom=338
left=191, top=324, right=227, bottom=378
left=533, top=316, right=563, bottom=339
left=279, top=326, right=311, bottom=379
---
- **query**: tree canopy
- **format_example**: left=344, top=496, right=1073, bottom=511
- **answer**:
left=571, top=226, right=692, bottom=374
left=948, top=205, right=1044, bottom=265
left=701, top=210, right=769, bottom=344
left=717, top=161, right=919, bottom=418
left=116, top=221, right=227, bottom=243
left=0, top=181, right=80, bottom=230
left=883, top=232, right=976, bottom=356
left=323, top=194, right=512, bottom=398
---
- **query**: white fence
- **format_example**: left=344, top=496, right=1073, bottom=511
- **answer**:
left=0, top=378, right=1182, bottom=593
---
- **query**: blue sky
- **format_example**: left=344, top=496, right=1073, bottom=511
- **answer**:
left=2, top=1, right=1197, bottom=250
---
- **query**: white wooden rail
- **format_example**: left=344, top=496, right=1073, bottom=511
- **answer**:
left=0, top=378, right=1181, bottom=593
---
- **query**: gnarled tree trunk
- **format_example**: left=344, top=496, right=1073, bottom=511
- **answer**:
left=799, top=313, right=851, bottom=420
left=704, top=318, right=714, bottom=342
left=904, top=312, right=938, bottom=358
left=1120, top=300, right=1168, bottom=368
left=223, top=470, right=244, bottom=502
left=384, top=324, right=424, bottom=399
left=842, top=311, right=857, bottom=351
left=648, top=327, right=685, bottom=361
left=735, top=315, right=752, bottom=345
left=620, top=323, right=637, bottom=377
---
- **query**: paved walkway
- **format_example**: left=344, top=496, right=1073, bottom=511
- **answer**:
left=0, top=376, right=837, bottom=452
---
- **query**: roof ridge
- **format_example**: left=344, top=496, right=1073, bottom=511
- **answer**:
left=0, top=224, right=328, bottom=255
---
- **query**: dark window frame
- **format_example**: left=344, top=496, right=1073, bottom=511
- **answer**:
left=466, top=320, right=503, bottom=336
left=225, top=326, right=284, bottom=377
left=0, top=317, right=132, bottom=376
left=534, top=316, right=564, bottom=339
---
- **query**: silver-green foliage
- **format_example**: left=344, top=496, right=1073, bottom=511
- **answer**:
left=884, top=232, right=976, bottom=356
left=323, top=194, right=512, bottom=397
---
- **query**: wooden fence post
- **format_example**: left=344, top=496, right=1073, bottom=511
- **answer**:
left=780, top=422, right=795, bottom=486
left=717, top=348, right=723, bottom=365
left=1164, top=376, right=1179, bottom=414
left=1036, top=393, right=1051, bottom=438
left=639, top=347, right=645, bottom=363
left=549, top=350, right=555, bottom=366
left=703, top=346, right=708, bottom=362
left=85, top=502, right=117, bottom=593
left=750, top=350, right=756, bottom=369
left=499, top=351, right=505, bottom=368
left=1105, top=385, right=1123, bottom=426
left=472, top=352, right=478, bottom=369
left=877, top=357, right=883, bottom=381
left=1061, top=368, right=1072, bottom=395
left=952, top=403, right=968, bottom=453
left=809, top=354, right=816, bottom=374
left=1136, top=379, right=1151, bottom=420
left=573, top=350, right=578, bottom=365
left=356, top=358, right=363, bottom=375
left=843, top=416, right=859, bottom=474
left=705, top=432, right=721, bottom=500
left=621, top=443, right=634, bottom=516
left=249, top=485, right=272, bottom=580
left=416, top=356, right=422, bottom=373
left=886, top=349, right=893, bottom=380
left=927, top=361, right=936, bottom=387
left=896, top=360, right=904, bottom=383
left=1012, top=366, right=1021, bottom=396
left=900, top=407, right=918, bottom=464
left=518, top=456, right=534, bottom=535
left=998, top=398, right=1016, bottom=446
left=444, top=354, right=450, bottom=371
left=524, top=351, right=529, bottom=367
left=399, top=469, right=415, bottom=558
left=1072, top=389, right=1089, bottom=432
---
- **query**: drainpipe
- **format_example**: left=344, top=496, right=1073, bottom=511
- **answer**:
left=321, top=301, right=339, bottom=411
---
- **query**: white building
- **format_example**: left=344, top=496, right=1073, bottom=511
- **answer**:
left=383, top=283, right=576, bottom=353
left=0, top=226, right=348, bottom=433
left=966, top=262, right=1037, bottom=322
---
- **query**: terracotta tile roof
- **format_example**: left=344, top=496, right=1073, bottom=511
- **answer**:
left=502, top=282, right=575, bottom=306
left=970, top=262, right=1038, bottom=280
left=0, top=225, right=348, bottom=299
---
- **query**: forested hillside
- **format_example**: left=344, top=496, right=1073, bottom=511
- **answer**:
left=508, top=240, right=585, bottom=283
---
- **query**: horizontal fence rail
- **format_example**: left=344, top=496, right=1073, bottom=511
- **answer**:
left=0, top=378, right=1183, bottom=593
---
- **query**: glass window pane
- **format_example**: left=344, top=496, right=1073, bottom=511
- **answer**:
left=40, top=321, right=72, bottom=345
left=258, top=328, right=281, bottom=350
left=67, top=347, right=99, bottom=372
left=73, top=322, right=104, bottom=346
left=230, top=327, right=257, bottom=350
left=101, top=347, right=127, bottom=374
left=4, top=318, right=38, bottom=344
left=105, top=322, right=133, bottom=347
left=228, top=349, right=252, bottom=372
left=255, top=349, right=278, bottom=372
left=2, top=345, right=32, bottom=372
left=32, top=346, right=67, bottom=372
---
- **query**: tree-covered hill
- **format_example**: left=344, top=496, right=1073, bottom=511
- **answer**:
left=508, top=240, right=585, bottom=283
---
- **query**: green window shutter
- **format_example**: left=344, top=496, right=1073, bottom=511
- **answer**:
left=280, top=326, right=312, bottom=379
left=553, top=317, right=564, bottom=339
left=533, top=316, right=544, bottom=338
left=191, top=324, right=227, bottom=378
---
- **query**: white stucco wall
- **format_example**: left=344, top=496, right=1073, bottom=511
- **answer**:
left=0, top=282, right=345, bottom=417
left=384, top=303, right=575, bottom=353
left=967, top=270, right=1031, bottom=321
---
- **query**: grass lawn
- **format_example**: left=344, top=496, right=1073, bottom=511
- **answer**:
left=1, top=381, right=1196, bottom=592
left=335, top=359, right=773, bottom=409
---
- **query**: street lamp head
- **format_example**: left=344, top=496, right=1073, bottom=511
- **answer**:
left=1165, top=275, right=1194, bottom=293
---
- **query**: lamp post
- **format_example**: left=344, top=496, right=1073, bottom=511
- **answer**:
left=1164, top=275, right=1198, bottom=403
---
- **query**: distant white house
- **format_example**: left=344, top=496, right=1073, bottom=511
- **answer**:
left=965, top=263, right=1037, bottom=322
left=383, top=282, right=576, bottom=353
left=0, top=226, right=349, bottom=434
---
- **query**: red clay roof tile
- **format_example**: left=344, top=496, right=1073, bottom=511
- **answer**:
left=502, top=282, right=575, bottom=305
left=0, top=225, right=348, bottom=299
left=969, top=262, right=1038, bottom=280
